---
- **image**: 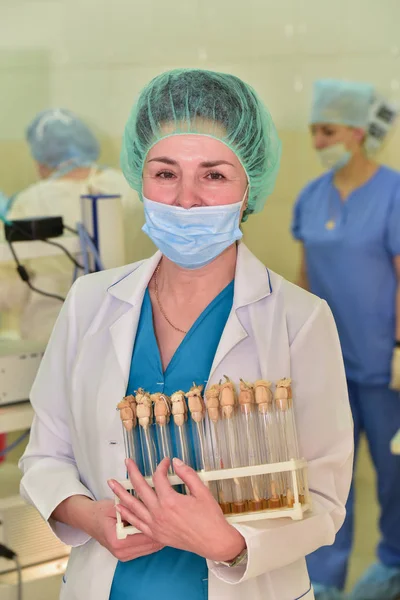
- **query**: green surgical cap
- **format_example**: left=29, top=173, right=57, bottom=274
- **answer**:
left=121, top=69, right=281, bottom=220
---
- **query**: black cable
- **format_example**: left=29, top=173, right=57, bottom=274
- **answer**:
left=7, top=237, right=66, bottom=303
left=0, top=544, right=22, bottom=600
left=63, top=224, right=78, bottom=235
left=39, top=237, right=84, bottom=270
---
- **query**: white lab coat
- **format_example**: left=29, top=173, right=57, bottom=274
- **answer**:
left=0, top=168, right=155, bottom=342
left=19, top=243, right=353, bottom=600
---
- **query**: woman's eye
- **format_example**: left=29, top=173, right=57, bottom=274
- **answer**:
left=206, top=171, right=225, bottom=181
left=156, top=170, right=176, bottom=179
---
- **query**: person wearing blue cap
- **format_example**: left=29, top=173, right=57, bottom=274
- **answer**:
left=292, top=79, right=400, bottom=600
left=0, top=109, right=150, bottom=342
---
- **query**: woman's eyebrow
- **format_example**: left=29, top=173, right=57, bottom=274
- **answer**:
left=147, top=157, right=178, bottom=165
left=200, top=160, right=235, bottom=168
left=147, top=158, right=235, bottom=168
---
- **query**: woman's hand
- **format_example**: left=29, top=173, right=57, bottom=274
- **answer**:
left=86, top=499, right=164, bottom=562
left=108, top=458, right=246, bottom=563
left=52, top=496, right=163, bottom=562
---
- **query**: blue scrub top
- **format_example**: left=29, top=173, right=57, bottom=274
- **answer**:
left=110, top=281, right=234, bottom=600
left=292, top=166, right=400, bottom=385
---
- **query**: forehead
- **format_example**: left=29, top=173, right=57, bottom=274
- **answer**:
left=311, top=123, right=349, bottom=132
left=145, top=133, right=242, bottom=166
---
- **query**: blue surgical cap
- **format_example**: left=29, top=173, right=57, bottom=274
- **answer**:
left=311, top=79, right=374, bottom=128
left=26, top=109, right=100, bottom=169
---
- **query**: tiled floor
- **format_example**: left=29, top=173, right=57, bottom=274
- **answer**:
left=0, top=434, right=379, bottom=598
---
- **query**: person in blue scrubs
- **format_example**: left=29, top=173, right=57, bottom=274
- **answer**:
left=292, top=79, right=400, bottom=600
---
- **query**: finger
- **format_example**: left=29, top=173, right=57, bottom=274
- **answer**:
left=152, top=458, right=175, bottom=500
left=125, top=459, right=159, bottom=510
left=172, top=458, right=208, bottom=498
left=108, top=480, right=152, bottom=524
left=116, top=504, right=153, bottom=539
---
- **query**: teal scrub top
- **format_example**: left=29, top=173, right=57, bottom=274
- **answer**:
left=110, top=281, right=234, bottom=600
left=292, top=166, right=400, bottom=385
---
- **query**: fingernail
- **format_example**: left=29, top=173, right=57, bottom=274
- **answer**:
left=108, top=479, right=116, bottom=490
left=173, top=458, right=184, bottom=467
left=125, top=459, right=129, bottom=467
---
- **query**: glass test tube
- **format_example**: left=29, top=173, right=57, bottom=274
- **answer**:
left=171, top=391, right=191, bottom=466
left=117, top=395, right=139, bottom=462
left=238, top=380, right=267, bottom=512
left=136, top=388, right=157, bottom=477
left=186, top=384, right=210, bottom=471
left=254, top=380, right=284, bottom=509
left=205, top=384, right=232, bottom=514
left=219, top=376, right=248, bottom=514
left=152, top=393, right=174, bottom=475
left=275, top=378, right=304, bottom=507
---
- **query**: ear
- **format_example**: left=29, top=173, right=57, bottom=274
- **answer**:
left=37, top=163, right=53, bottom=180
left=352, top=128, right=366, bottom=145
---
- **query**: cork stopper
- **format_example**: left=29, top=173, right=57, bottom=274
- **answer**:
left=239, top=379, right=255, bottom=414
left=254, top=380, right=273, bottom=413
left=219, top=376, right=237, bottom=419
left=151, top=393, right=172, bottom=426
left=135, top=388, right=153, bottom=429
left=205, top=384, right=221, bottom=423
left=171, top=391, right=188, bottom=427
left=117, top=395, right=137, bottom=431
left=186, top=383, right=205, bottom=423
left=275, top=378, right=292, bottom=411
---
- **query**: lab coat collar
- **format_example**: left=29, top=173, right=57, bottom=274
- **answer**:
left=107, top=242, right=272, bottom=308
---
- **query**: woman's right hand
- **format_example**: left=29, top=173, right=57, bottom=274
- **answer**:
left=52, top=496, right=164, bottom=562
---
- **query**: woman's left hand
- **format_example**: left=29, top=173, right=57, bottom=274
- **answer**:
left=108, top=457, right=246, bottom=562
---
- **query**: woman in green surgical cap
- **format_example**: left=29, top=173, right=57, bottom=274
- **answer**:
left=292, top=79, right=400, bottom=600
left=20, top=69, right=352, bottom=600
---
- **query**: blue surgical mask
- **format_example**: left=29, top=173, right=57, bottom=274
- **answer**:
left=142, top=194, right=246, bottom=270
left=317, top=143, right=352, bottom=171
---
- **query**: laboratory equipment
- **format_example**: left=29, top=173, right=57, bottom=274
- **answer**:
left=114, top=377, right=310, bottom=540
left=0, top=341, right=45, bottom=407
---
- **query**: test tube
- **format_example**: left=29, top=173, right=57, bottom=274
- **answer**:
left=219, top=376, right=248, bottom=514
left=254, top=380, right=283, bottom=509
left=152, top=393, right=174, bottom=475
left=136, top=388, right=157, bottom=477
left=238, top=380, right=267, bottom=512
left=205, top=384, right=232, bottom=514
left=117, top=395, right=139, bottom=463
left=186, top=384, right=209, bottom=472
left=274, top=378, right=304, bottom=507
left=171, top=391, right=191, bottom=466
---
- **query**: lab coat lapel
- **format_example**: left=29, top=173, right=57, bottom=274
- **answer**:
left=208, top=243, right=272, bottom=381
